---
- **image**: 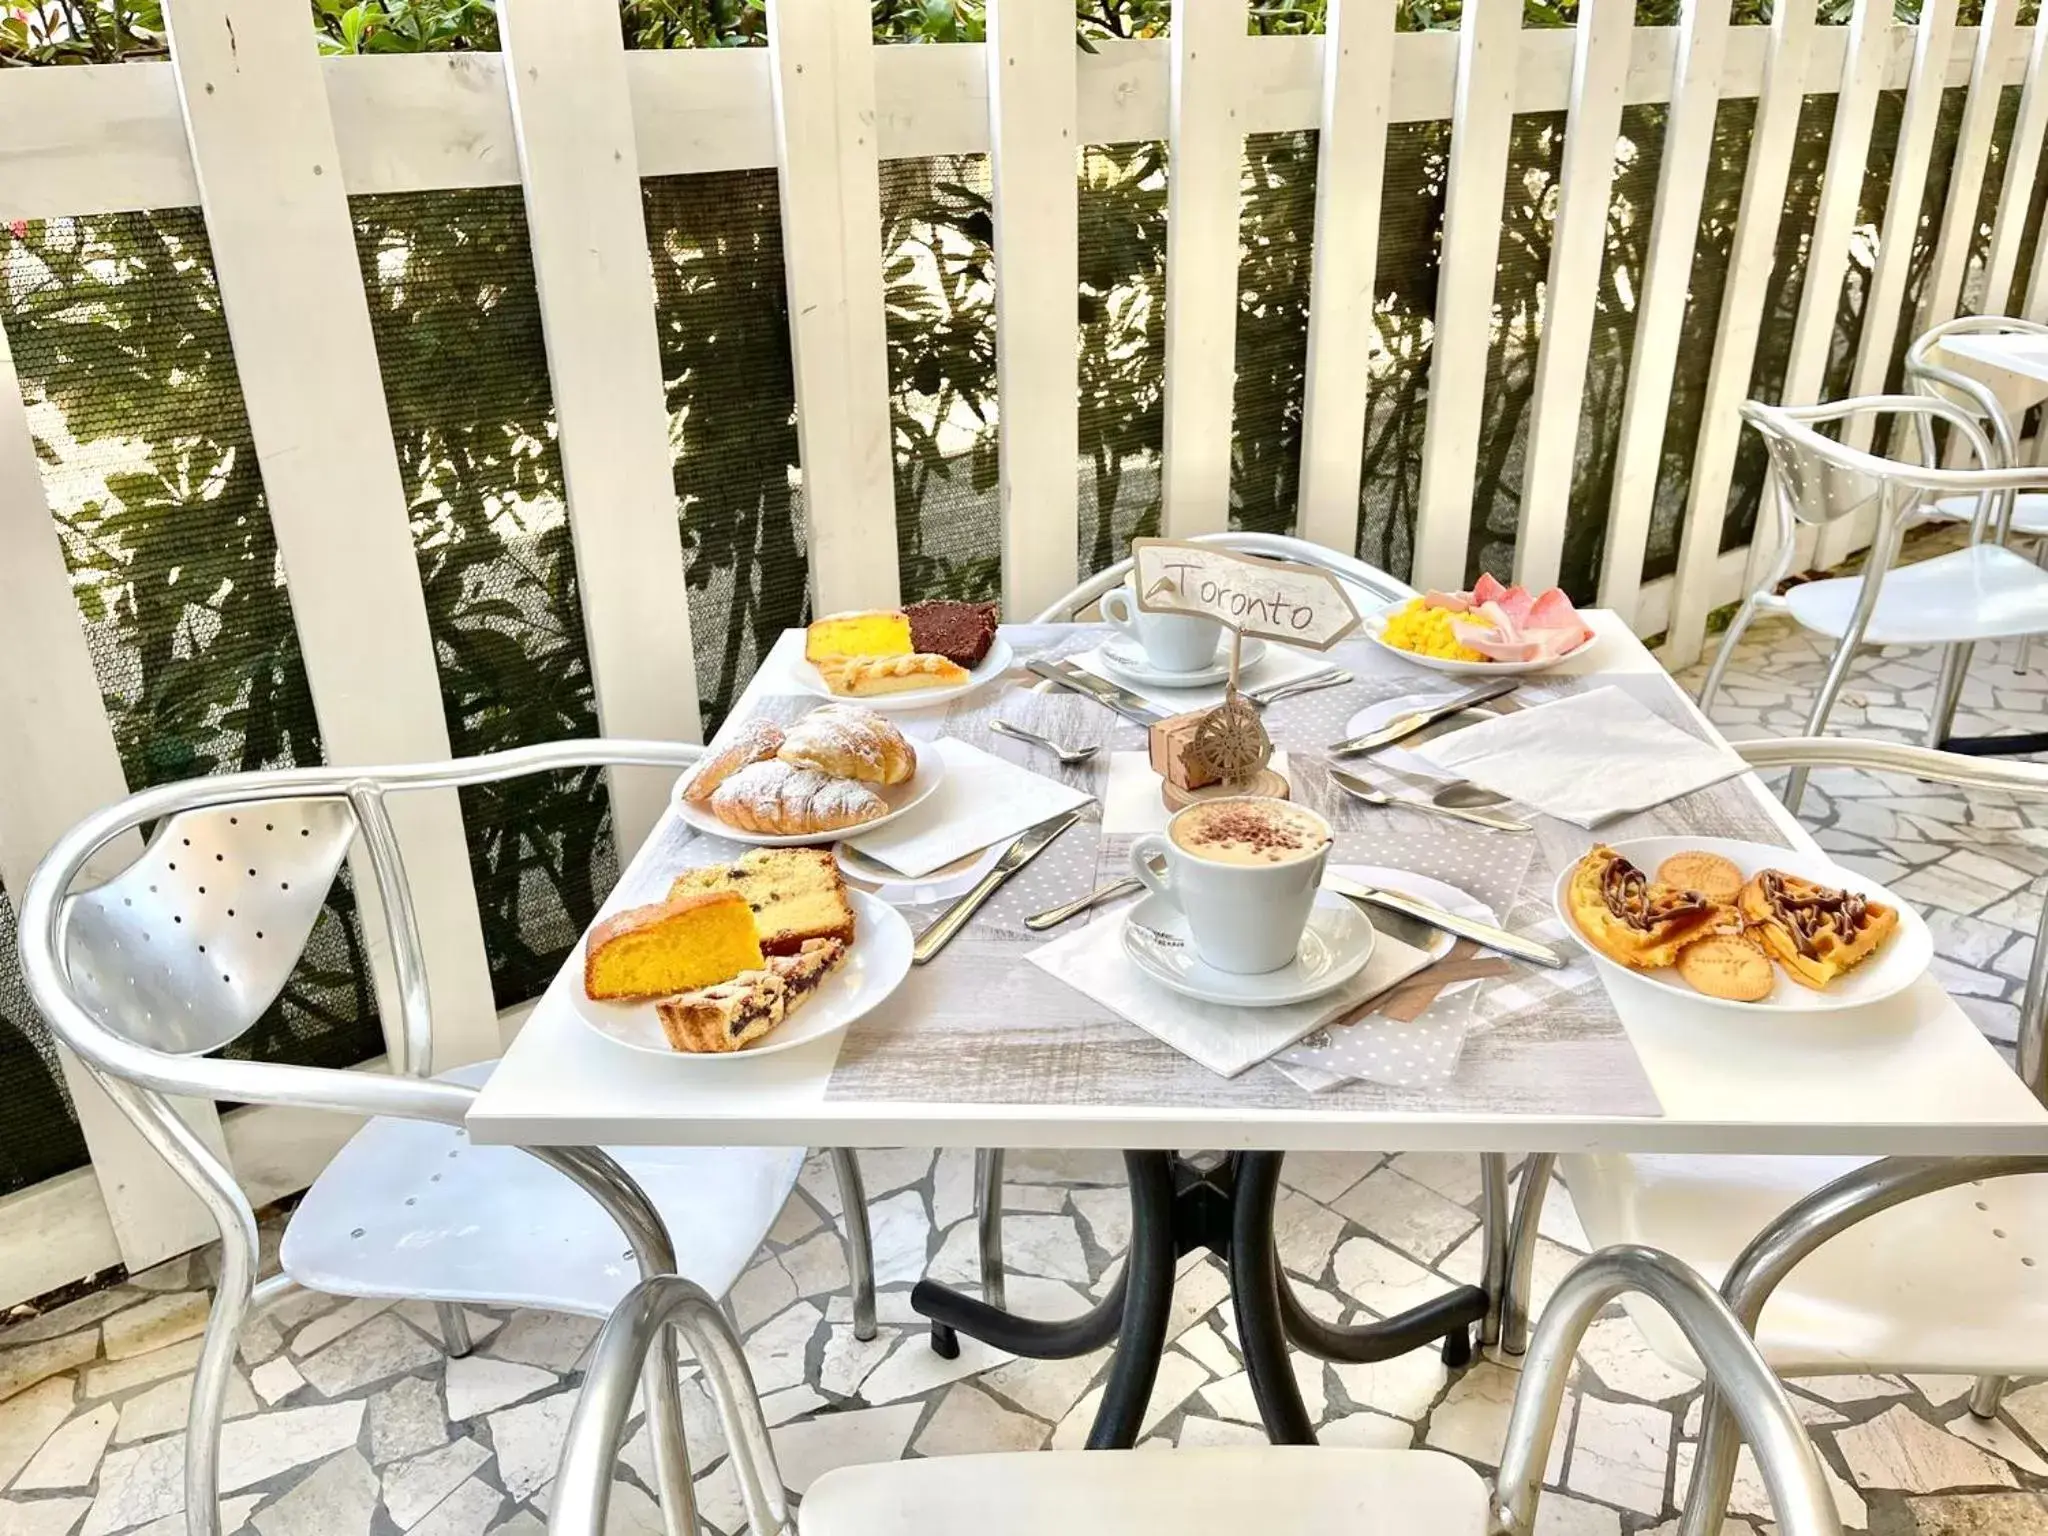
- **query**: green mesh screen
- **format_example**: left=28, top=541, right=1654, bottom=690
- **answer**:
left=1232, top=129, right=1318, bottom=538
left=1643, top=94, right=1757, bottom=582
left=0, top=892, right=88, bottom=1196
left=1358, top=119, right=1452, bottom=583
left=1469, top=110, right=1570, bottom=582
left=1869, top=83, right=1972, bottom=456
left=1723, top=90, right=1840, bottom=554
left=1958, top=84, right=2026, bottom=314
left=1821, top=88, right=1906, bottom=408
left=1567, top=101, right=1672, bottom=600
left=349, top=188, right=617, bottom=1010
left=2, top=211, right=388, bottom=1104
left=881, top=155, right=1001, bottom=602
left=1078, top=140, right=1168, bottom=578
left=642, top=169, right=807, bottom=730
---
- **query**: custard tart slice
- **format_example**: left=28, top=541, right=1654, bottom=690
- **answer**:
left=1738, top=869, right=1897, bottom=990
left=1566, top=845, right=1735, bottom=970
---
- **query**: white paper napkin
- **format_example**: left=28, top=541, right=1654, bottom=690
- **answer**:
left=845, top=737, right=1093, bottom=878
left=1026, top=872, right=1435, bottom=1078
left=1409, top=685, right=1747, bottom=828
left=1068, top=641, right=1336, bottom=714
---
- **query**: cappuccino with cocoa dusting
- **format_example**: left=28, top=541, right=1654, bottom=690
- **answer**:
left=1171, top=797, right=1329, bottom=867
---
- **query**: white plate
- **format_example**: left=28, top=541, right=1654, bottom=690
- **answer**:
left=1551, top=836, right=1933, bottom=1014
left=1121, top=889, right=1377, bottom=1008
left=570, top=889, right=911, bottom=1059
left=1363, top=603, right=1597, bottom=676
left=835, top=841, right=1004, bottom=905
left=674, top=735, right=949, bottom=848
left=789, top=635, right=1014, bottom=712
left=1096, top=634, right=1268, bottom=690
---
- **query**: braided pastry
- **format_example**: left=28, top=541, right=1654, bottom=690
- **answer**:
left=777, top=705, right=917, bottom=785
left=678, top=719, right=784, bottom=803
left=709, top=761, right=888, bottom=835
left=817, top=652, right=967, bottom=697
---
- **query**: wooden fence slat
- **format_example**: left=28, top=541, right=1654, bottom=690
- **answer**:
left=1819, top=0, right=1961, bottom=568
left=1411, top=0, right=1524, bottom=590
left=767, top=0, right=901, bottom=613
left=0, top=316, right=225, bottom=1268
left=1979, top=6, right=2048, bottom=314
left=496, top=0, right=700, bottom=853
left=986, top=0, right=1080, bottom=617
left=1598, top=0, right=1735, bottom=624
left=1918, top=0, right=2017, bottom=334
left=1159, top=0, right=1248, bottom=539
left=1662, top=0, right=1820, bottom=668
left=1512, top=0, right=1636, bottom=594
left=164, top=0, right=499, bottom=1069
left=1295, top=0, right=1397, bottom=556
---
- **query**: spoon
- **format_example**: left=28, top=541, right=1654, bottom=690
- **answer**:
left=991, top=719, right=1100, bottom=766
left=1329, top=767, right=1532, bottom=833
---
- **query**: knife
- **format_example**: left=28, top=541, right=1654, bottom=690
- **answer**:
left=1327, top=678, right=1519, bottom=756
left=1323, top=874, right=1566, bottom=969
left=1027, top=658, right=1165, bottom=726
left=913, top=809, right=1085, bottom=964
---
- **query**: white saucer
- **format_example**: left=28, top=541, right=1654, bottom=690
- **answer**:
left=1097, top=634, right=1267, bottom=690
left=790, top=635, right=1014, bottom=712
left=1121, top=889, right=1376, bottom=1008
left=570, top=889, right=912, bottom=1060
left=674, top=733, right=949, bottom=848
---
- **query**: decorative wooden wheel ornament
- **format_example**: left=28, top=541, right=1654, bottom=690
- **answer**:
left=1191, top=691, right=1272, bottom=786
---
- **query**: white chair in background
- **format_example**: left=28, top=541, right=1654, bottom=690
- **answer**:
left=15, top=741, right=881, bottom=1536
left=1698, top=396, right=2048, bottom=810
left=1506, top=738, right=2048, bottom=1536
left=546, top=1245, right=1839, bottom=1536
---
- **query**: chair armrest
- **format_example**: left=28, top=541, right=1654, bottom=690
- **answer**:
left=551, top=1274, right=790, bottom=1536
left=1496, top=1245, right=1839, bottom=1536
left=1732, top=737, right=2048, bottom=796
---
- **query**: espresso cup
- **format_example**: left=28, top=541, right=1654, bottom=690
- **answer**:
left=1129, top=797, right=1333, bottom=974
left=1100, top=578, right=1222, bottom=674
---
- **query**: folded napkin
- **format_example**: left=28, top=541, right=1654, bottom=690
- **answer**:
left=1409, top=685, right=1746, bottom=828
left=1026, top=871, right=1435, bottom=1078
left=846, top=737, right=1093, bottom=879
left=1068, top=640, right=1335, bottom=714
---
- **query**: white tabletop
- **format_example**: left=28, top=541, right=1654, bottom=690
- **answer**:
left=1932, top=333, right=2048, bottom=415
left=467, top=613, right=2047, bottom=1156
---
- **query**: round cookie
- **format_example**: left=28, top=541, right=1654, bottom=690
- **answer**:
left=1656, top=850, right=1744, bottom=905
left=1674, top=934, right=1774, bottom=1002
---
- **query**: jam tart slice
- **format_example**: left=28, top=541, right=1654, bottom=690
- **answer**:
left=1738, top=869, right=1897, bottom=990
left=1566, top=845, right=1735, bottom=970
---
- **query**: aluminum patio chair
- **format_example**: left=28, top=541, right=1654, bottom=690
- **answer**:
left=1504, top=737, right=2048, bottom=1536
left=14, top=740, right=883, bottom=1536
left=544, top=1245, right=1840, bottom=1536
left=1699, top=395, right=2048, bottom=811
left=955, top=534, right=1414, bottom=1316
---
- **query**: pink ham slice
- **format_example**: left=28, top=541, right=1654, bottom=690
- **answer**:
left=1422, top=589, right=1473, bottom=612
left=1472, top=573, right=1509, bottom=606
left=1451, top=587, right=1593, bottom=661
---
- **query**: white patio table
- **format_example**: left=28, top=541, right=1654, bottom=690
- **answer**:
left=1932, top=332, right=2048, bottom=422
left=466, top=611, right=2045, bottom=1445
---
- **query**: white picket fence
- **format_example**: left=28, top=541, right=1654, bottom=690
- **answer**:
left=0, top=0, right=2042, bottom=1300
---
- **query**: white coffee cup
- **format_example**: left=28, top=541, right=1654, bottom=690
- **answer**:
left=1100, top=578, right=1221, bottom=673
left=1129, top=797, right=1333, bottom=974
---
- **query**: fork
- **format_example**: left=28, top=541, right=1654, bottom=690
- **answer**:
left=1246, top=667, right=1351, bottom=708
left=1330, top=767, right=1532, bottom=833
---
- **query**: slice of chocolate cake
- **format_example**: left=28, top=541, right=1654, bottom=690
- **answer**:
left=904, top=600, right=999, bottom=668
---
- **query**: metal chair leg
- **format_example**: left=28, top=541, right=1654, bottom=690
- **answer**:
left=829, top=1148, right=878, bottom=1341
left=1500, top=1153, right=1557, bottom=1357
left=1926, top=642, right=1974, bottom=747
left=1698, top=595, right=1763, bottom=719
left=435, top=1301, right=475, bottom=1358
left=1479, top=1154, right=1511, bottom=1347
left=975, top=1148, right=1007, bottom=1312
left=1969, top=1374, right=2008, bottom=1419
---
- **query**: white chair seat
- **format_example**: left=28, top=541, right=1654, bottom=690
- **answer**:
left=1562, top=1153, right=2048, bottom=1377
left=1930, top=490, right=2048, bottom=538
left=1783, top=543, right=2048, bottom=645
left=801, top=1449, right=1486, bottom=1536
left=281, top=1061, right=802, bottom=1315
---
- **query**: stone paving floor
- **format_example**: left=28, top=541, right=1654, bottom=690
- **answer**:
left=4, top=589, right=2048, bottom=1536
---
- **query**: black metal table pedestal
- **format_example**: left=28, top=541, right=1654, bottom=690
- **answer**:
left=910, top=1151, right=1489, bottom=1447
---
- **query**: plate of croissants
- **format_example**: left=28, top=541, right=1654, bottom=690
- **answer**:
left=1553, top=837, right=1931, bottom=1012
left=674, top=703, right=947, bottom=845
left=573, top=847, right=912, bottom=1058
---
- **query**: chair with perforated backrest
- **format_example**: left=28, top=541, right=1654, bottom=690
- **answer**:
left=1504, top=737, right=2048, bottom=1536
left=1698, top=395, right=2048, bottom=812
left=541, top=1245, right=1841, bottom=1536
left=15, top=740, right=882, bottom=1536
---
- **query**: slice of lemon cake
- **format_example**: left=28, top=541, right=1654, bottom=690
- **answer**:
left=582, top=889, right=762, bottom=1001
left=804, top=609, right=912, bottom=662
left=669, top=847, right=855, bottom=956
